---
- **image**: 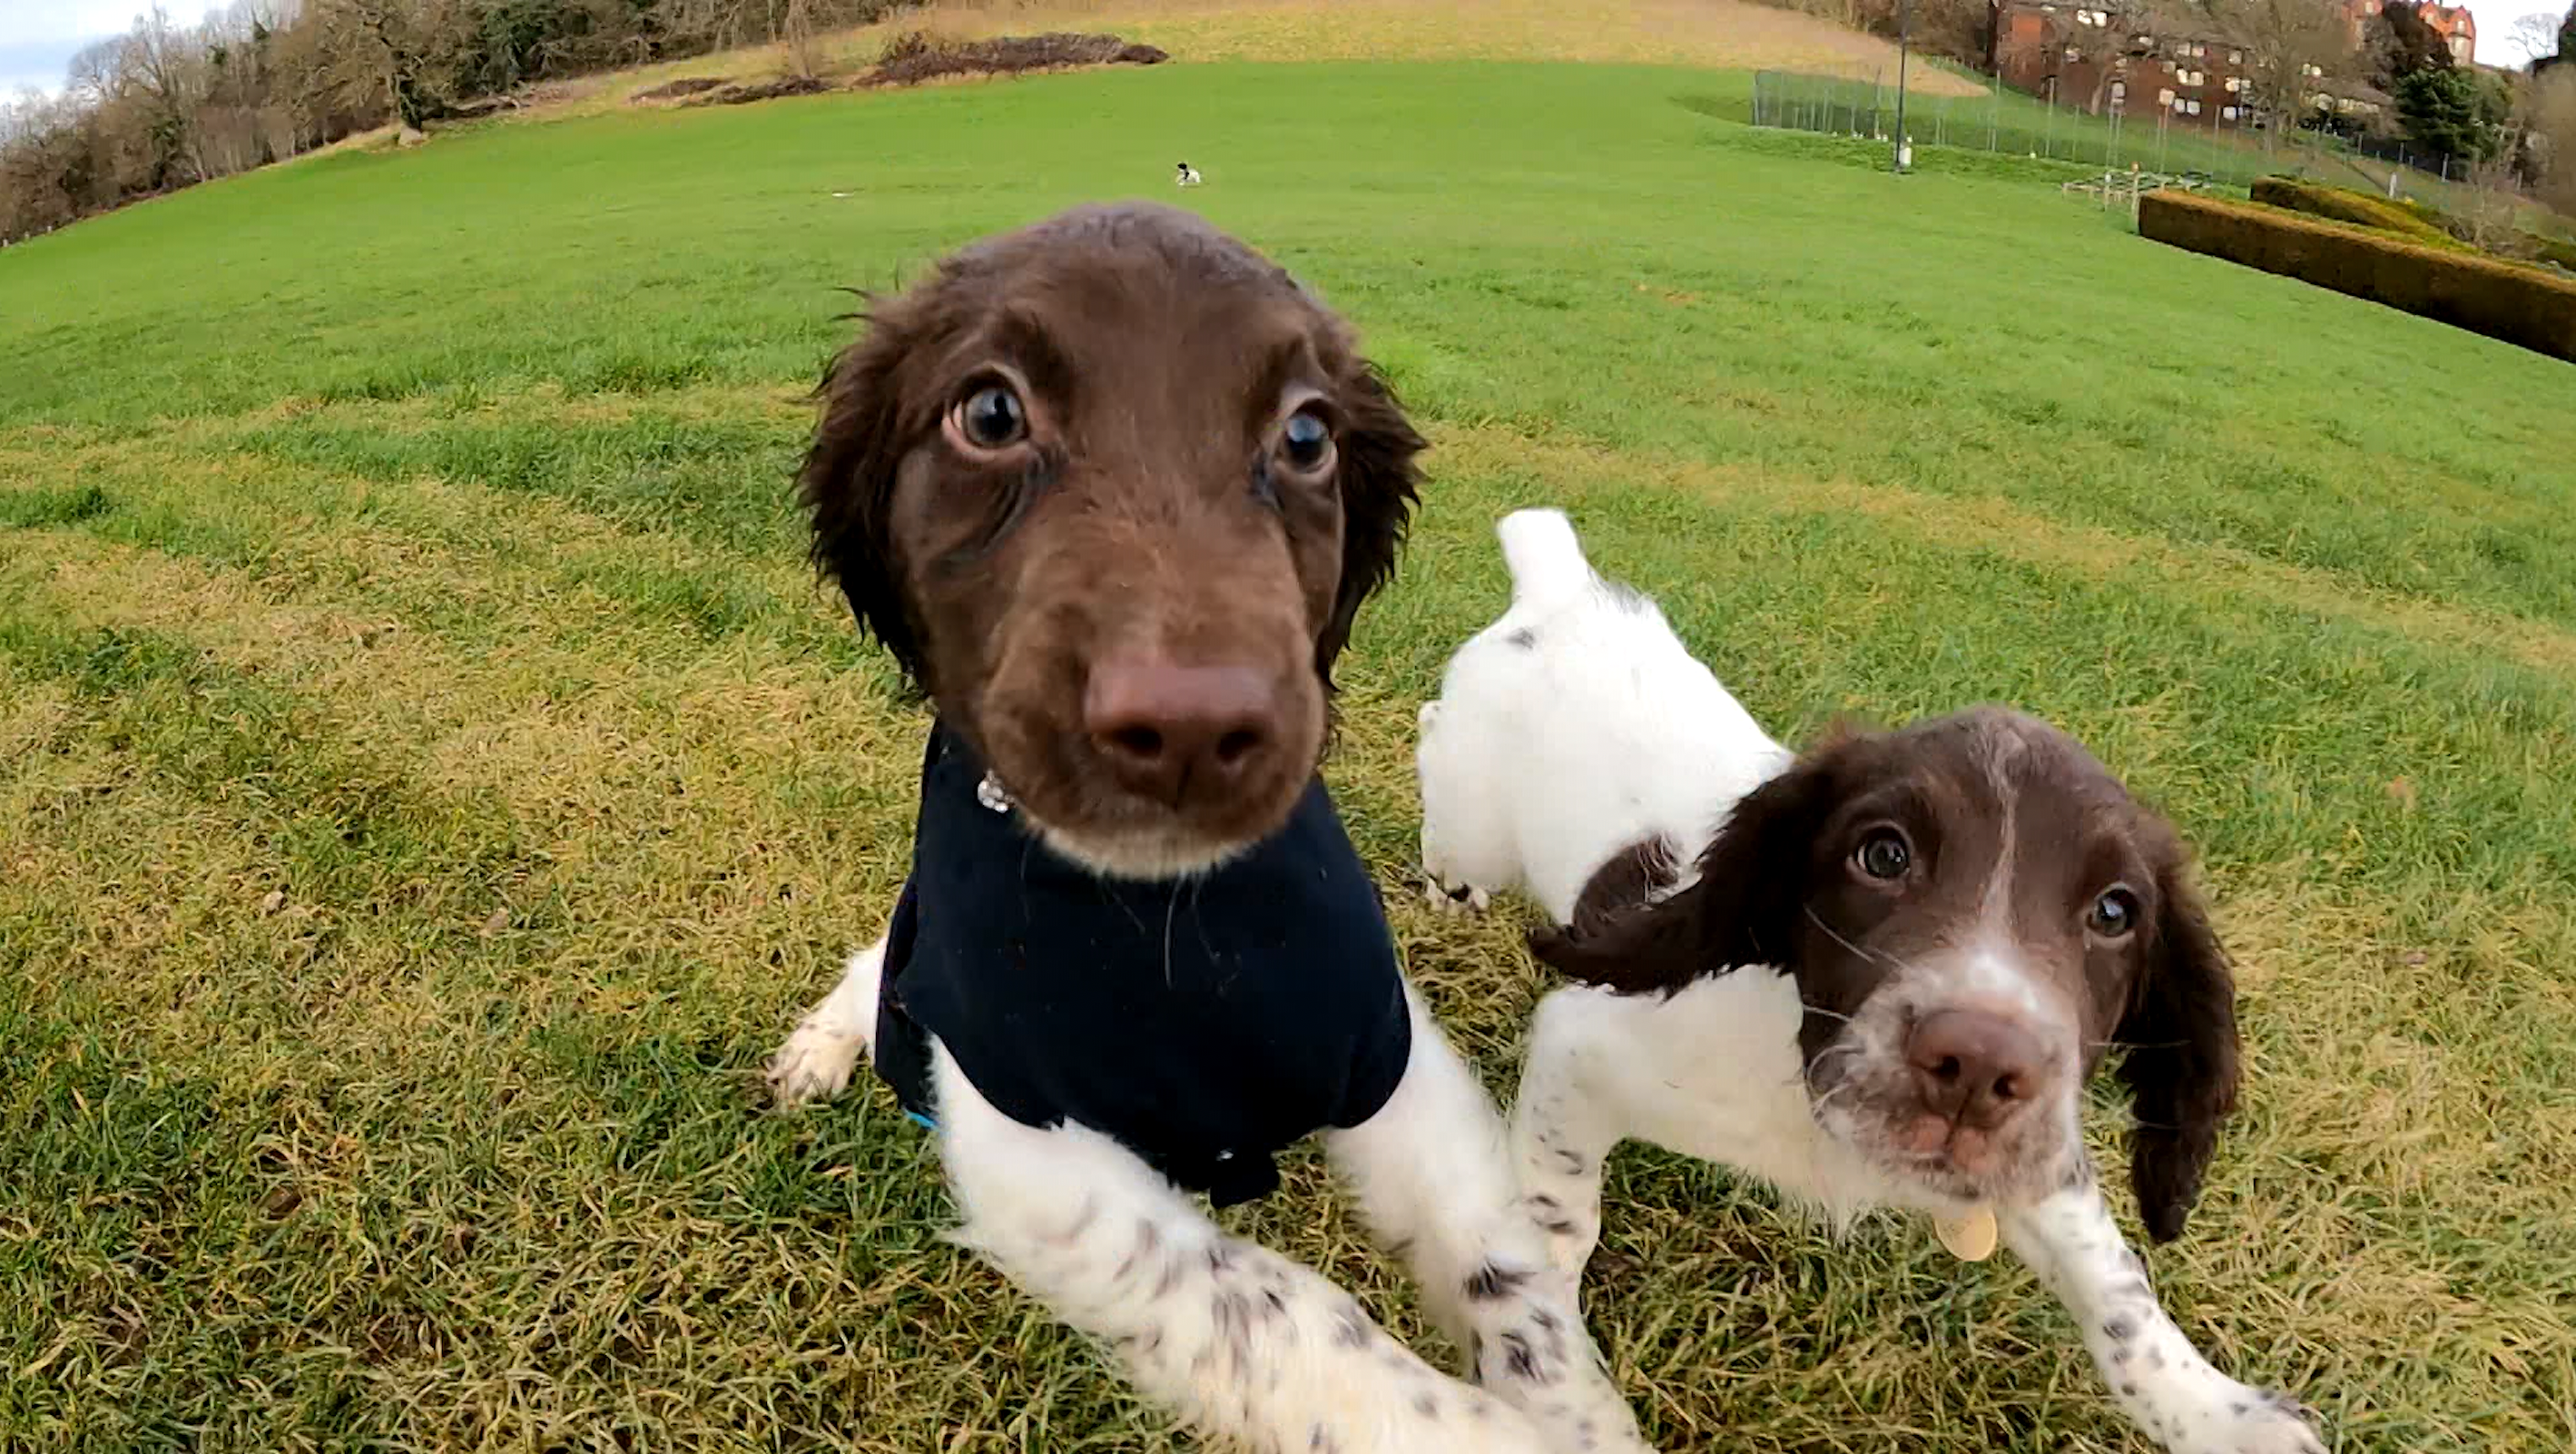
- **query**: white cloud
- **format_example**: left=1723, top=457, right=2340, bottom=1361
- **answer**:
left=0, top=2, right=239, bottom=95
left=2, top=3, right=162, bottom=48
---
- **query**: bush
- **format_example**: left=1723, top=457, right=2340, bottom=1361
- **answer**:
left=2249, top=175, right=2466, bottom=249
left=2139, top=188, right=2576, bottom=362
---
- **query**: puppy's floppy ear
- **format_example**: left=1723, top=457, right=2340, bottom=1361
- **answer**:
left=801, top=290, right=929, bottom=688
left=1314, top=361, right=1425, bottom=682
left=1529, top=745, right=1844, bottom=996
left=2113, top=840, right=2241, bottom=1243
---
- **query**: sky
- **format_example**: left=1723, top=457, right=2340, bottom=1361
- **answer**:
left=0, top=0, right=2567, bottom=99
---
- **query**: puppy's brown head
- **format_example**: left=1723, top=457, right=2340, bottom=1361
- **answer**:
left=801, top=202, right=1422, bottom=879
left=1535, top=707, right=2240, bottom=1241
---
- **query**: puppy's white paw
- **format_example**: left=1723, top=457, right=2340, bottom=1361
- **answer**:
left=767, top=1017, right=870, bottom=1106
left=1424, top=879, right=1490, bottom=915
left=2166, top=1386, right=2325, bottom=1454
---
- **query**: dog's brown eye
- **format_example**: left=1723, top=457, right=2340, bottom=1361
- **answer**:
left=952, top=383, right=1027, bottom=451
left=1854, top=830, right=1911, bottom=881
left=1280, top=408, right=1333, bottom=473
left=2088, top=889, right=2139, bottom=938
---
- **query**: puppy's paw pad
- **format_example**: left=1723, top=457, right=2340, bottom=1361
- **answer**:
left=766, top=1020, right=869, bottom=1106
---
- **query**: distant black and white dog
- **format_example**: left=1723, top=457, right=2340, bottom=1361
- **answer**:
left=1175, top=160, right=1204, bottom=187
left=766, top=209, right=1650, bottom=1454
left=1416, top=508, right=2325, bottom=1454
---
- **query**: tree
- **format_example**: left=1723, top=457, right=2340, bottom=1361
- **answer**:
left=2367, top=1, right=2453, bottom=90
left=2394, top=64, right=2511, bottom=158
left=313, top=0, right=470, bottom=135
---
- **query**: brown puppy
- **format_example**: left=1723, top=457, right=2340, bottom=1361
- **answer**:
left=772, top=206, right=1654, bottom=1454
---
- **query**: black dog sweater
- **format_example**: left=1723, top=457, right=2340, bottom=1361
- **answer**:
left=874, top=722, right=1413, bottom=1207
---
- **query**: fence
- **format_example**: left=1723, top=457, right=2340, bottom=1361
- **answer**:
left=2348, top=133, right=2464, bottom=183
left=1747, top=64, right=2359, bottom=192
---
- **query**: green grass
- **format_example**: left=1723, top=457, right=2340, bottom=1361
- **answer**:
left=4, top=42, right=2574, bottom=1454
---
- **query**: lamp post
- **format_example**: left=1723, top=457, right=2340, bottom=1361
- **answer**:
left=1893, top=0, right=1912, bottom=172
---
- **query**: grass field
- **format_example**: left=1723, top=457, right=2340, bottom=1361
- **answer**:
left=5, top=7, right=2575, bottom=1451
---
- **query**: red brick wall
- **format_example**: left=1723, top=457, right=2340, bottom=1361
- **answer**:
left=1989, top=2, right=2262, bottom=127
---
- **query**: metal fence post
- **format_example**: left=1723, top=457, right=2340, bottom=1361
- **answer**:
left=1893, top=0, right=1911, bottom=171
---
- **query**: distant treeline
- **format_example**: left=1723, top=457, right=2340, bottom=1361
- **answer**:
left=2, top=0, right=910, bottom=244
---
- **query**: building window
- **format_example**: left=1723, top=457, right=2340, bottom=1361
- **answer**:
left=2228, top=48, right=2243, bottom=64
left=2224, top=75, right=2241, bottom=92
left=2065, top=45, right=2081, bottom=60
left=2221, top=103, right=2237, bottom=119
left=2110, top=80, right=2128, bottom=104
left=2159, top=86, right=2176, bottom=106
left=2300, top=63, right=2322, bottom=77
left=2187, top=97, right=2203, bottom=114
left=2178, top=67, right=2202, bottom=85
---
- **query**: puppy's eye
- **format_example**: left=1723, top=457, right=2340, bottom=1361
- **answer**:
left=2087, top=889, right=2140, bottom=938
left=951, top=383, right=1027, bottom=451
left=1853, top=830, right=1912, bottom=881
left=1279, top=408, right=1334, bottom=473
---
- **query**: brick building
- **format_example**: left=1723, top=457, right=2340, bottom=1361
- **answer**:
left=1988, top=0, right=2400, bottom=129
left=1990, top=3, right=2267, bottom=128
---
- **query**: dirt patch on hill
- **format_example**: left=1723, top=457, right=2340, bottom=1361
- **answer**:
left=677, top=74, right=835, bottom=107
left=632, top=76, right=730, bottom=103
left=646, top=32, right=1167, bottom=108
left=862, top=31, right=1170, bottom=86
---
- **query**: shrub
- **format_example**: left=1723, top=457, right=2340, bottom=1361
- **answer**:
left=2249, top=175, right=2463, bottom=248
left=2139, top=189, right=2576, bottom=363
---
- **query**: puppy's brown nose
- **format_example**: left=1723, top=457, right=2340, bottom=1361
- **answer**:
left=1907, top=1010, right=2048, bottom=1130
left=1084, top=661, right=1281, bottom=804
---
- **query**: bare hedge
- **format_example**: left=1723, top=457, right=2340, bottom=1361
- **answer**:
left=2140, top=189, right=2576, bottom=364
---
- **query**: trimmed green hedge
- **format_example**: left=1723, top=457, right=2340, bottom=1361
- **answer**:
left=2141, top=189, right=2576, bottom=363
left=2249, top=175, right=2464, bottom=249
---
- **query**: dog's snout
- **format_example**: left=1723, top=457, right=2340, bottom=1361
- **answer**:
left=1906, top=1009, right=2048, bottom=1130
left=1084, top=660, right=1283, bottom=803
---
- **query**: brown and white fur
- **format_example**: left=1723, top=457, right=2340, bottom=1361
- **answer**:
left=1416, top=508, right=2324, bottom=1454
left=764, top=209, right=1652, bottom=1454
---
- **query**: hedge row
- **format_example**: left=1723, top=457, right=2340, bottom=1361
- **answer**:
left=2139, top=189, right=2576, bottom=363
left=2248, top=176, right=2464, bottom=250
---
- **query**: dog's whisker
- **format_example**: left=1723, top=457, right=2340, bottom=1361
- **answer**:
left=1801, top=905, right=1903, bottom=972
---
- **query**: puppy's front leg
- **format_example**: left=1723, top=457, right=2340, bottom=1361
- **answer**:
left=767, top=938, right=886, bottom=1105
left=2001, top=1178, right=2324, bottom=1454
left=1507, top=987, right=1638, bottom=1285
left=1332, top=988, right=1657, bottom=1454
left=932, top=1047, right=1559, bottom=1454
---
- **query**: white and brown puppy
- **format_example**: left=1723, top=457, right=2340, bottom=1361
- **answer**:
left=1417, top=508, right=2325, bottom=1454
left=767, top=209, right=1650, bottom=1454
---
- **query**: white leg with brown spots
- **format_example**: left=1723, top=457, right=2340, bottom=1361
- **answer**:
left=2001, top=1184, right=2325, bottom=1454
left=1330, top=988, right=1657, bottom=1454
left=932, top=1045, right=1573, bottom=1454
